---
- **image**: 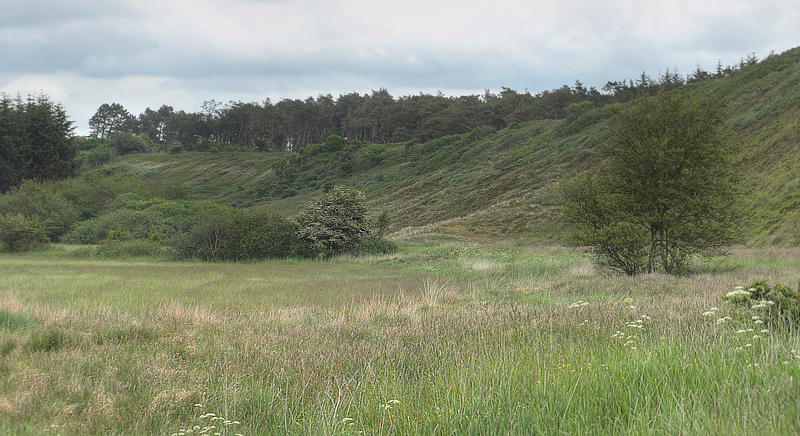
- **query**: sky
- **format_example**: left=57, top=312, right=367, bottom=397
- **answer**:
left=2, top=0, right=798, bottom=136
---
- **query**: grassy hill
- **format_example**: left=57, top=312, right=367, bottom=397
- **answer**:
left=106, top=47, right=800, bottom=247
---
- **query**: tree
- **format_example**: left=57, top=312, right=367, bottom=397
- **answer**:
left=296, top=186, right=372, bottom=257
left=560, top=91, right=743, bottom=275
left=0, top=94, right=77, bottom=193
left=110, top=132, right=148, bottom=155
left=89, top=103, right=133, bottom=139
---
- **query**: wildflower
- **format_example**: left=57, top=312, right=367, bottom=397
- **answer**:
left=724, top=288, right=751, bottom=302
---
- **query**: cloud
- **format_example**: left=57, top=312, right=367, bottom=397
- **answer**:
left=2, top=0, right=800, bottom=135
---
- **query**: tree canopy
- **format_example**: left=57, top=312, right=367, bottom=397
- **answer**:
left=0, top=94, right=77, bottom=193
left=560, top=91, right=743, bottom=275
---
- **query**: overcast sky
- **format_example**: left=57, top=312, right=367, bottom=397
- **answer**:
left=2, top=0, right=798, bottom=135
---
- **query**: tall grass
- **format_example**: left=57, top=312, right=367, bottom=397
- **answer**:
left=0, top=247, right=799, bottom=435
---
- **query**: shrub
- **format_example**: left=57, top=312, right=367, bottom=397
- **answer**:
left=96, top=239, right=166, bottom=259
left=350, top=236, right=399, bottom=256
left=0, top=214, right=49, bottom=252
left=218, top=210, right=307, bottom=261
left=296, top=186, right=372, bottom=257
left=0, top=180, right=79, bottom=240
left=110, top=132, right=149, bottom=155
left=170, top=205, right=236, bottom=261
left=724, top=280, right=800, bottom=325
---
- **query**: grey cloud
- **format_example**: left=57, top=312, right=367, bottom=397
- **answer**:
left=0, top=1, right=137, bottom=27
left=0, top=24, right=158, bottom=76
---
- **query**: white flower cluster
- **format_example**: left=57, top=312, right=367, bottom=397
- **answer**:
left=724, top=286, right=752, bottom=302
left=568, top=300, right=589, bottom=309
left=171, top=405, right=243, bottom=436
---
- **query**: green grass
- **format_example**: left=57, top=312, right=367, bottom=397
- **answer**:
left=1, top=245, right=799, bottom=435
left=0, top=255, right=428, bottom=310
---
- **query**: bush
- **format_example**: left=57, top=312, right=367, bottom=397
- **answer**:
left=0, top=214, right=50, bottom=252
left=0, top=180, right=79, bottom=241
left=350, top=236, right=399, bottom=256
left=170, top=205, right=236, bottom=261
left=110, top=132, right=149, bottom=155
left=724, top=279, right=800, bottom=326
left=296, top=186, right=372, bottom=257
left=96, top=239, right=167, bottom=259
left=217, top=210, right=308, bottom=261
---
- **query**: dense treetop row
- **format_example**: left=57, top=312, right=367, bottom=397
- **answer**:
left=87, top=53, right=767, bottom=152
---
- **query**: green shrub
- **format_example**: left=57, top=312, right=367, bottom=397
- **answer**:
left=0, top=214, right=50, bottom=252
left=350, top=236, right=399, bottom=256
left=0, top=180, right=80, bottom=240
left=217, top=210, right=307, bottom=261
left=724, top=279, right=800, bottom=325
left=296, top=186, right=372, bottom=257
left=96, top=239, right=166, bottom=259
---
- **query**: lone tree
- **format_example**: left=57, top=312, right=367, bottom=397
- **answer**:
left=89, top=103, right=133, bottom=139
left=560, top=91, right=743, bottom=275
left=296, top=186, right=372, bottom=257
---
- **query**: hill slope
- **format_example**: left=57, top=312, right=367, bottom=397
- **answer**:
left=108, top=47, right=800, bottom=246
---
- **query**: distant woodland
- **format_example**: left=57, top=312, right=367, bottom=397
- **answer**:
left=87, top=53, right=765, bottom=152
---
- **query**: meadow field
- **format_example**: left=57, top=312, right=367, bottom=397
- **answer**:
left=1, top=243, right=799, bottom=435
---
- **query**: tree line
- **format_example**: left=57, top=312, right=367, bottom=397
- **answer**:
left=89, top=52, right=767, bottom=152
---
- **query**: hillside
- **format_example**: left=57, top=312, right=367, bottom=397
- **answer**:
left=105, top=47, right=800, bottom=246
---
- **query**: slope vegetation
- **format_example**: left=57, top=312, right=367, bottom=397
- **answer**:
left=109, top=47, right=800, bottom=246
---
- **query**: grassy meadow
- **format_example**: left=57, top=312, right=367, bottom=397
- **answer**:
left=1, top=243, right=799, bottom=435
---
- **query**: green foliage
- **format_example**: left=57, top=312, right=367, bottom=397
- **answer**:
left=724, top=280, right=800, bottom=325
left=89, top=102, right=133, bottom=139
left=0, top=180, right=79, bottom=240
left=296, top=186, right=373, bottom=257
left=171, top=204, right=235, bottom=261
left=0, top=214, right=49, bottom=252
left=57, top=172, right=149, bottom=220
left=217, top=210, right=309, bottom=261
left=374, top=210, right=391, bottom=237
left=96, top=239, right=166, bottom=259
left=110, top=132, right=149, bottom=155
left=350, top=235, right=399, bottom=256
left=561, top=92, right=743, bottom=275
left=0, top=94, right=77, bottom=193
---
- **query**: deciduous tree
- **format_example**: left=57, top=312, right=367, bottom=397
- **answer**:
left=560, top=91, right=743, bottom=275
left=89, top=103, right=133, bottom=139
